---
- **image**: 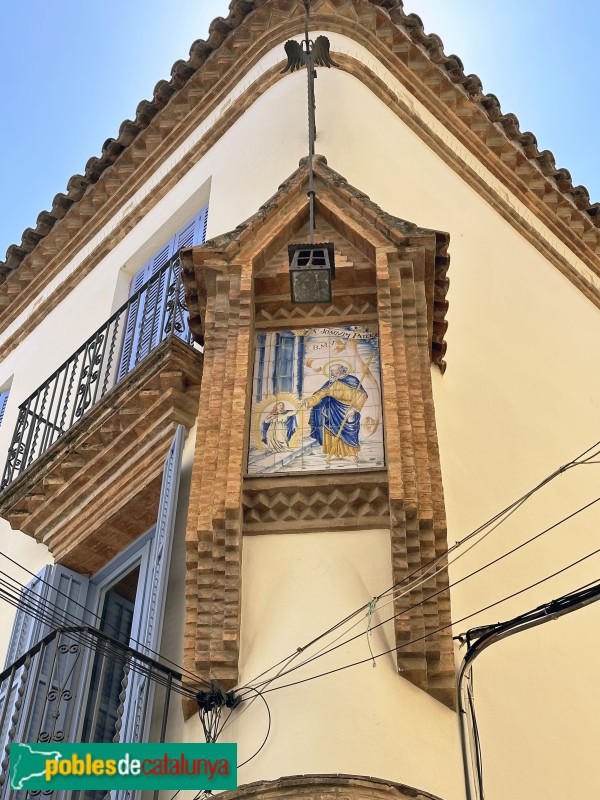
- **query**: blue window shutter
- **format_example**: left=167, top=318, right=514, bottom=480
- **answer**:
left=2, top=565, right=53, bottom=669
left=0, top=390, right=9, bottom=428
left=117, top=243, right=172, bottom=380
left=117, top=264, right=153, bottom=381
left=0, top=566, right=51, bottom=787
left=0, top=565, right=89, bottom=780
left=117, top=205, right=207, bottom=380
left=174, top=204, right=208, bottom=250
left=116, top=425, right=184, bottom=746
left=0, top=565, right=53, bottom=779
left=20, top=566, right=89, bottom=745
left=133, top=245, right=171, bottom=361
left=40, top=564, right=89, bottom=631
left=196, top=204, right=209, bottom=245
left=174, top=218, right=196, bottom=250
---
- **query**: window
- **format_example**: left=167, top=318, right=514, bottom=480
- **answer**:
left=0, top=389, right=9, bottom=428
left=0, top=426, right=184, bottom=753
left=118, top=206, right=208, bottom=380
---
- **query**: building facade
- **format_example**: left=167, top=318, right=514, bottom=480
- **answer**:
left=0, top=2, right=599, bottom=799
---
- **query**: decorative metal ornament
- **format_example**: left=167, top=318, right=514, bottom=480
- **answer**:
left=281, top=1, right=338, bottom=302
left=281, top=36, right=337, bottom=73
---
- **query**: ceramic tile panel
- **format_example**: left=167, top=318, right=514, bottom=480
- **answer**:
left=247, top=326, right=385, bottom=475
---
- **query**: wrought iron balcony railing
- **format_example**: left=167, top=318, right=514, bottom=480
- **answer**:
left=0, top=624, right=196, bottom=800
left=1, top=255, right=194, bottom=489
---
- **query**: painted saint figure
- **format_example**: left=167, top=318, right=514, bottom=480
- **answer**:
left=261, top=401, right=298, bottom=452
left=301, top=364, right=367, bottom=460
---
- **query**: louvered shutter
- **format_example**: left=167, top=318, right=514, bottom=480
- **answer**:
left=117, top=205, right=209, bottom=379
left=19, top=566, right=89, bottom=745
left=117, top=266, right=152, bottom=381
left=0, top=566, right=89, bottom=796
left=0, top=566, right=51, bottom=787
left=116, top=425, right=184, bottom=747
left=2, top=567, right=51, bottom=670
left=0, top=391, right=9, bottom=428
left=132, top=242, right=174, bottom=365
left=117, top=242, right=173, bottom=381
left=174, top=204, right=208, bottom=250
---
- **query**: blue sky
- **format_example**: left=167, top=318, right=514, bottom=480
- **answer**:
left=1, top=0, right=598, bottom=260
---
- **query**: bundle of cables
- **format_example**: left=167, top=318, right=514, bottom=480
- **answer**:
left=196, top=682, right=241, bottom=743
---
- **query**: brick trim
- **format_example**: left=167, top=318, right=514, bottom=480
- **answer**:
left=181, top=159, right=454, bottom=711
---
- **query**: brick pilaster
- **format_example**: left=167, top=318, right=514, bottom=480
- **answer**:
left=184, top=259, right=253, bottom=693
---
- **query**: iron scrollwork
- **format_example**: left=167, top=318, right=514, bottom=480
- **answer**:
left=0, top=253, right=193, bottom=490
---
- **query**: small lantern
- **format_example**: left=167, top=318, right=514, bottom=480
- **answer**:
left=288, top=243, right=335, bottom=304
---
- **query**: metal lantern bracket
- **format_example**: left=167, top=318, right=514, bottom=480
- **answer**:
left=280, top=1, right=338, bottom=304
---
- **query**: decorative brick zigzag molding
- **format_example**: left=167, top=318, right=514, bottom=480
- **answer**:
left=243, top=472, right=390, bottom=532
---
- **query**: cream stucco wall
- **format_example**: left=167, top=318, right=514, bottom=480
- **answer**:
left=1, top=26, right=599, bottom=800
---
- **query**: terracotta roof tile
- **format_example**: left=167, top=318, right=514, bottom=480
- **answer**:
left=1, top=0, right=598, bottom=283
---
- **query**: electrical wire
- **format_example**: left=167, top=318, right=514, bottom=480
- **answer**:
left=376, top=440, right=600, bottom=604
left=235, top=687, right=272, bottom=769
left=0, top=581, right=198, bottom=702
left=0, top=550, right=211, bottom=689
left=239, top=493, right=600, bottom=695
left=466, top=669, right=485, bottom=800
left=249, top=548, right=600, bottom=697
left=4, top=480, right=599, bottom=709
left=234, top=441, right=600, bottom=692
left=6, top=437, right=594, bottom=705
left=3, top=439, right=600, bottom=780
left=0, top=561, right=211, bottom=691
left=0, top=567, right=270, bottom=759
left=215, top=649, right=305, bottom=741
left=167, top=687, right=272, bottom=800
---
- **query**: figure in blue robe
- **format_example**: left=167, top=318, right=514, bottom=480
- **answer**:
left=261, top=402, right=298, bottom=452
left=301, top=364, right=367, bottom=460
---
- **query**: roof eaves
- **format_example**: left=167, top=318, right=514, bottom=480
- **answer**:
left=1, top=0, right=598, bottom=283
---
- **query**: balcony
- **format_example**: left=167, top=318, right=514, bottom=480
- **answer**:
left=0, top=624, right=197, bottom=799
left=0, top=255, right=202, bottom=573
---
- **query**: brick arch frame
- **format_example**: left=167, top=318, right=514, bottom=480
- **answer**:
left=180, top=156, right=454, bottom=715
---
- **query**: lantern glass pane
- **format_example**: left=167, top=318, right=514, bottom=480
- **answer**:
left=290, top=270, right=332, bottom=303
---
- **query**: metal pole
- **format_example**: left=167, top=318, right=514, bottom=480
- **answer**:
left=457, top=581, right=600, bottom=800
left=304, top=0, right=316, bottom=243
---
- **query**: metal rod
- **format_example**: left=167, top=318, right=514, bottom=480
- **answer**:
left=145, top=270, right=163, bottom=359
left=304, top=0, right=316, bottom=244
left=86, top=645, right=110, bottom=743
left=159, top=673, right=172, bottom=743
left=156, top=258, right=174, bottom=343
left=91, top=326, right=110, bottom=407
